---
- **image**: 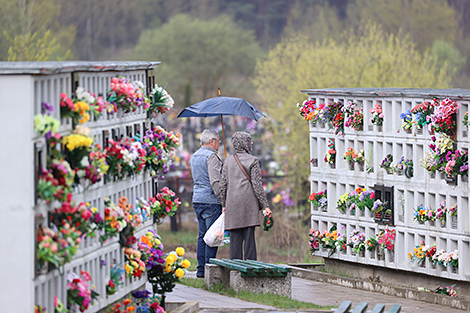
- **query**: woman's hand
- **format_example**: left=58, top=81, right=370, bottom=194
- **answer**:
left=222, top=207, right=225, bottom=213
left=264, top=207, right=272, bottom=218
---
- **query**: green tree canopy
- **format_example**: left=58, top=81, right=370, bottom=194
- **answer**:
left=253, top=23, right=453, bottom=203
left=134, top=14, right=262, bottom=107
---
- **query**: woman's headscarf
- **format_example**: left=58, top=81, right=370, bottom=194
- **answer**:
left=232, top=132, right=252, bottom=154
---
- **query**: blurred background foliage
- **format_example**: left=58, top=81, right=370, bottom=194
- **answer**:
left=3, top=0, right=470, bottom=204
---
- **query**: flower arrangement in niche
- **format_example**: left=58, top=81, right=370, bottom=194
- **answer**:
left=366, top=235, right=378, bottom=251
left=343, top=101, right=363, bottom=131
left=336, top=192, right=349, bottom=213
left=82, top=144, right=109, bottom=186
left=309, top=229, right=321, bottom=253
left=413, top=204, right=434, bottom=223
left=60, top=92, right=91, bottom=124
left=298, top=99, right=320, bottom=123
left=308, top=189, right=327, bottom=210
left=463, top=112, right=469, bottom=129
left=67, top=270, right=99, bottom=312
left=62, top=132, right=94, bottom=169
left=377, top=228, right=396, bottom=251
left=399, top=109, right=413, bottom=132
left=369, top=103, right=384, bottom=126
left=106, top=262, right=124, bottom=295
left=334, top=226, right=347, bottom=253
left=448, top=203, right=458, bottom=217
left=148, top=187, right=181, bottom=225
left=371, top=199, right=387, bottom=214
left=142, top=126, right=180, bottom=179
left=348, top=229, right=366, bottom=255
left=408, top=240, right=426, bottom=267
left=148, top=84, right=175, bottom=115
left=324, top=139, right=336, bottom=164
left=99, top=197, right=127, bottom=243
left=106, top=77, right=142, bottom=113
left=318, top=101, right=343, bottom=131
left=380, top=154, right=394, bottom=174
left=411, top=99, right=436, bottom=130
left=395, top=157, right=413, bottom=178
left=343, top=147, right=357, bottom=166
left=37, top=158, right=75, bottom=203
left=124, top=246, right=146, bottom=278
left=435, top=200, right=447, bottom=225
left=429, top=98, right=458, bottom=137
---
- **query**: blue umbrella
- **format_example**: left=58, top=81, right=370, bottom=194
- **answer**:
left=177, top=93, right=265, bottom=158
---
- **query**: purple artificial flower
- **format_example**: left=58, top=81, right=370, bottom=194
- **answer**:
left=132, top=290, right=150, bottom=299
left=41, top=101, right=55, bottom=114
left=460, top=164, right=469, bottom=172
left=100, top=259, right=107, bottom=266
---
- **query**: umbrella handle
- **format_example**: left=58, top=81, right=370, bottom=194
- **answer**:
left=221, top=114, right=227, bottom=159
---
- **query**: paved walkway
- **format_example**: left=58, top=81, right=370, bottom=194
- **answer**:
left=165, top=271, right=467, bottom=313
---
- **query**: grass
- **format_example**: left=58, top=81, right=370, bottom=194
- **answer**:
left=178, top=278, right=335, bottom=311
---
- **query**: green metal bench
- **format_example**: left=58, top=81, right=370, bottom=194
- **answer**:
left=209, top=258, right=292, bottom=277
left=334, top=301, right=401, bottom=313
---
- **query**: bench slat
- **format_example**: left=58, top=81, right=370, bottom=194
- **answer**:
left=241, top=260, right=291, bottom=272
left=370, top=303, right=385, bottom=313
left=209, top=258, right=253, bottom=272
left=388, top=304, right=401, bottom=313
left=225, top=259, right=266, bottom=273
left=351, top=302, right=368, bottom=313
left=334, top=300, right=352, bottom=313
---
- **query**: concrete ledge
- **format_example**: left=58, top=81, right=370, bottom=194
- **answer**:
left=166, top=301, right=199, bottom=313
left=290, top=266, right=470, bottom=311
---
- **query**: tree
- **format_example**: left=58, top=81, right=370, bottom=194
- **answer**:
left=347, top=0, right=459, bottom=52
left=5, top=30, right=69, bottom=61
left=134, top=14, right=262, bottom=107
left=253, top=23, right=452, bottom=203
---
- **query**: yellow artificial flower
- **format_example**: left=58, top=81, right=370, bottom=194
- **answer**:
left=155, top=238, right=161, bottom=246
left=181, top=259, right=191, bottom=269
left=166, top=254, right=176, bottom=265
left=175, top=268, right=185, bottom=279
left=176, top=247, right=185, bottom=256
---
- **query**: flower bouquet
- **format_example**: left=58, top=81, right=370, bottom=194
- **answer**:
left=449, top=203, right=457, bottom=217
left=147, top=246, right=191, bottom=296
left=106, top=77, right=141, bottom=113
left=106, top=263, right=124, bottom=295
left=366, top=235, right=378, bottom=252
left=463, top=112, right=469, bottom=129
left=60, top=92, right=91, bottom=125
left=336, top=192, right=349, bottom=213
left=118, top=196, right=139, bottom=248
left=37, top=159, right=75, bottom=203
left=422, top=243, right=437, bottom=265
left=308, top=189, right=327, bottom=211
left=297, top=99, right=320, bottom=123
left=37, top=226, right=60, bottom=268
left=67, top=271, right=99, bottom=312
left=377, top=228, right=396, bottom=252
left=411, top=99, right=436, bottom=130
left=319, top=101, right=343, bottom=131
left=319, top=229, right=338, bottom=256
left=149, top=187, right=181, bottom=224
left=395, top=157, right=413, bottom=178
left=324, top=139, right=336, bottom=165
left=369, top=104, right=384, bottom=127
left=380, top=154, right=394, bottom=174
left=354, top=189, right=375, bottom=212
left=124, top=247, right=146, bottom=278
left=413, top=204, right=431, bottom=223
left=371, top=199, right=386, bottom=214
left=429, top=98, right=458, bottom=137
left=444, top=149, right=468, bottom=178
left=62, top=133, right=94, bottom=170
left=138, top=230, right=165, bottom=270
left=82, top=144, right=109, bottom=186
left=408, top=240, right=426, bottom=267
left=308, top=229, right=321, bottom=254
left=435, top=200, right=447, bottom=226
left=399, top=109, right=413, bottom=133
left=38, top=222, right=83, bottom=267
left=435, top=285, right=457, bottom=297
left=34, top=113, right=60, bottom=137
left=343, top=101, right=363, bottom=131
left=148, top=84, right=175, bottom=115
left=343, top=147, right=357, bottom=169
left=348, top=229, right=366, bottom=256
left=99, top=197, right=127, bottom=244
left=142, top=126, right=180, bottom=178
left=334, top=227, right=348, bottom=254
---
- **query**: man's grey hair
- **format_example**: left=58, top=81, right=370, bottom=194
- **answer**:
left=200, top=129, right=219, bottom=145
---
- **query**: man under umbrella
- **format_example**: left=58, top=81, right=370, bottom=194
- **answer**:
left=190, top=129, right=223, bottom=278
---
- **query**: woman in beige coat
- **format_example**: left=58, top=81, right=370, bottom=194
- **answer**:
left=220, top=132, right=272, bottom=260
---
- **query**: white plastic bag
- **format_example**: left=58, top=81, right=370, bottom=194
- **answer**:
left=203, top=212, right=225, bottom=247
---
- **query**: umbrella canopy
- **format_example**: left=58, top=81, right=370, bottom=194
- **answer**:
left=177, top=96, right=265, bottom=121
left=177, top=96, right=265, bottom=158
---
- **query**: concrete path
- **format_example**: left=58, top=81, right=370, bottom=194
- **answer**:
left=165, top=271, right=467, bottom=313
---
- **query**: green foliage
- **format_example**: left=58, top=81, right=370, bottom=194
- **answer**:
left=253, top=23, right=453, bottom=203
left=134, top=14, right=262, bottom=106
left=5, top=30, right=69, bottom=61
left=347, top=0, right=459, bottom=52
left=430, top=40, right=466, bottom=75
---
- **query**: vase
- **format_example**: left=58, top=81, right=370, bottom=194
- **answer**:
left=68, top=305, right=79, bottom=313
left=396, top=169, right=404, bottom=176
left=462, top=175, right=468, bottom=183
left=359, top=249, right=365, bottom=258
left=341, top=249, right=347, bottom=255
left=405, top=128, right=412, bottom=134
left=358, top=162, right=364, bottom=171
left=430, top=171, right=436, bottom=179
left=440, top=219, right=446, bottom=228
left=451, top=216, right=458, bottom=229
left=321, top=206, right=328, bottom=212
left=439, top=172, right=446, bottom=180
left=377, top=125, right=383, bottom=132
left=36, top=261, right=48, bottom=276
left=351, top=250, right=357, bottom=256
left=388, top=250, right=395, bottom=262
left=348, top=162, right=355, bottom=171
left=405, top=166, right=414, bottom=178
left=312, top=205, right=318, bottom=211
left=311, top=122, right=317, bottom=127
left=329, top=162, right=336, bottom=169
left=445, top=174, right=457, bottom=185
left=386, top=168, right=394, bottom=175
left=429, top=220, right=435, bottom=227
left=418, top=220, right=424, bottom=225
left=376, top=248, right=384, bottom=261
left=416, top=128, right=423, bottom=135
left=374, top=212, right=382, bottom=222
left=369, top=249, right=376, bottom=259
left=451, top=266, right=458, bottom=274
left=430, top=262, right=436, bottom=270
left=418, top=259, right=426, bottom=268
left=358, top=209, right=364, bottom=217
